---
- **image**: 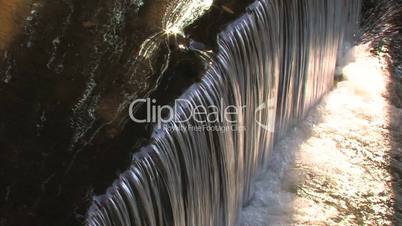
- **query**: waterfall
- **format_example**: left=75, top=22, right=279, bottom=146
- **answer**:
left=86, top=0, right=361, bottom=225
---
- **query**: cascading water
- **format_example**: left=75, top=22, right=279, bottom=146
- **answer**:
left=86, top=0, right=361, bottom=225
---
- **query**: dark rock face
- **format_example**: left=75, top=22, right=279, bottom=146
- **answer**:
left=0, top=0, right=251, bottom=225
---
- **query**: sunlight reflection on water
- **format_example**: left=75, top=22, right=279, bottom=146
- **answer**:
left=240, top=44, right=401, bottom=226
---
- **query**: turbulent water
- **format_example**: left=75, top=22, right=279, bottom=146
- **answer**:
left=239, top=45, right=402, bottom=225
left=86, top=0, right=361, bottom=225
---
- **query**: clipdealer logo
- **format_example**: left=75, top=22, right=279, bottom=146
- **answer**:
left=129, top=98, right=275, bottom=132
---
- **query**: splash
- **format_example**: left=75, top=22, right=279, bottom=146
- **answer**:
left=86, top=0, right=361, bottom=225
left=342, top=45, right=386, bottom=98
left=239, top=44, right=401, bottom=225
